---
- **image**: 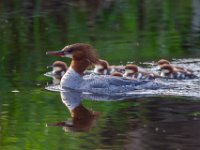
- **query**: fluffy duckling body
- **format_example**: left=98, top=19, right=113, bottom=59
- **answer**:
left=94, top=59, right=124, bottom=75
left=157, top=59, right=193, bottom=74
left=159, top=64, right=197, bottom=79
left=124, top=64, right=158, bottom=80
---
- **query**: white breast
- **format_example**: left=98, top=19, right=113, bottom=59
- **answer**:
left=61, top=67, right=84, bottom=89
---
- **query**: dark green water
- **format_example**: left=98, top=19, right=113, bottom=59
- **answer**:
left=0, top=1, right=200, bottom=150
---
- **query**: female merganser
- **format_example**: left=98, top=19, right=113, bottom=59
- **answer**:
left=46, top=43, right=167, bottom=94
left=124, top=64, right=157, bottom=80
left=94, top=59, right=124, bottom=75
left=157, top=59, right=193, bottom=74
left=159, top=64, right=198, bottom=79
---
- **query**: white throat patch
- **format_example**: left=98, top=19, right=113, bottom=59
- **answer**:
left=65, top=54, right=72, bottom=58
left=124, top=69, right=134, bottom=77
left=162, top=69, right=170, bottom=73
left=125, top=69, right=134, bottom=74
left=94, top=65, right=103, bottom=73
left=53, top=67, right=62, bottom=72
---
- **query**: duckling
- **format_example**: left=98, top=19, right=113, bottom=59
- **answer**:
left=157, top=59, right=193, bottom=74
left=124, top=64, right=157, bottom=80
left=51, top=61, right=68, bottom=85
left=159, top=64, right=197, bottom=79
left=94, top=59, right=124, bottom=75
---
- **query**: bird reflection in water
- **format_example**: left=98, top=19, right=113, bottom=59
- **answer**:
left=47, top=91, right=100, bottom=132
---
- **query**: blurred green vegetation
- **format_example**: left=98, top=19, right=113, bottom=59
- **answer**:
left=0, top=0, right=199, bottom=89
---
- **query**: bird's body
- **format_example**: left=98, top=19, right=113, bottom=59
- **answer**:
left=46, top=43, right=168, bottom=94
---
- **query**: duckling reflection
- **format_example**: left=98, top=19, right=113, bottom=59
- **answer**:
left=47, top=91, right=100, bottom=132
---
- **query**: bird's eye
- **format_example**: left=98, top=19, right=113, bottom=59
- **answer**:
left=67, top=48, right=73, bottom=53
